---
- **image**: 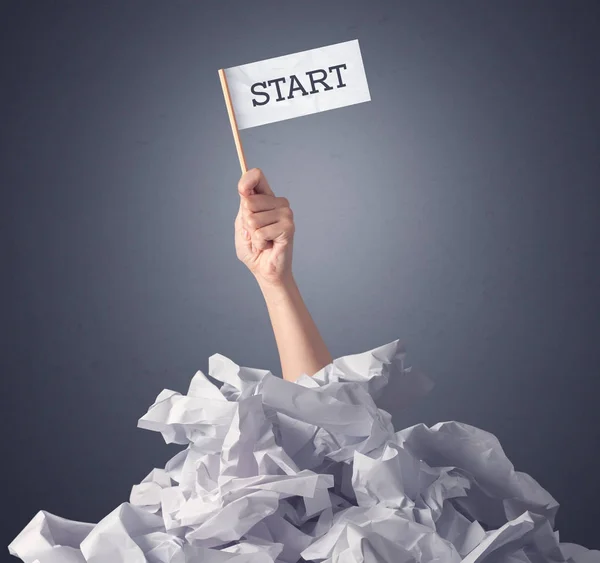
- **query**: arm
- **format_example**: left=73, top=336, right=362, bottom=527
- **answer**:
left=258, top=276, right=333, bottom=382
left=233, top=168, right=333, bottom=382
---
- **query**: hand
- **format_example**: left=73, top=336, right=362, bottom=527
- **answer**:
left=234, top=168, right=295, bottom=287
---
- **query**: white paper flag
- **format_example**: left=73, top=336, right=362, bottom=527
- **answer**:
left=222, top=39, right=371, bottom=130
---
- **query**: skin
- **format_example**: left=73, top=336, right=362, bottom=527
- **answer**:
left=234, top=168, right=333, bottom=382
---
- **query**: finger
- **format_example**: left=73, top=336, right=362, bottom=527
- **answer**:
left=244, top=194, right=289, bottom=213
left=235, top=209, right=252, bottom=242
left=251, top=218, right=295, bottom=250
left=246, top=207, right=293, bottom=231
left=238, top=168, right=275, bottom=198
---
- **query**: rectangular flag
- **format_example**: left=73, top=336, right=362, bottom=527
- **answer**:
left=222, top=39, right=370, bottom=130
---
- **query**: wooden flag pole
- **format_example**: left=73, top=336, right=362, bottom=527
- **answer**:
left=218, top=69, right=248, bottom=174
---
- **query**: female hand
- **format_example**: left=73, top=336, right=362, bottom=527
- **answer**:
left=234, top=168, right=295, bottom=288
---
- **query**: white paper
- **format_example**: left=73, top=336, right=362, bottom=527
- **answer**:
left=9, top=339, right=600, bottom=563
left=223, top=39, right=370, bottom=130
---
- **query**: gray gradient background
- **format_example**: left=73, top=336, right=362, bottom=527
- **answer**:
left=2, top=0, right=600, bottom=554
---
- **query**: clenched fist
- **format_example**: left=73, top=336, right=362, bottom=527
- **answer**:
left=234, top=168, right=295, bottom=287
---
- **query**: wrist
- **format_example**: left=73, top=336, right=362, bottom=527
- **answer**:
left=256, top=273, right=297, bottom=303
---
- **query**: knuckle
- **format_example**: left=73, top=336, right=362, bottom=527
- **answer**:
left=279, top=207, right=293, bottom=222
left=247, top=216, right=258, bottom=229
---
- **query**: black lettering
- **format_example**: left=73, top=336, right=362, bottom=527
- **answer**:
left=328, top=63, right=348, bottom=88
left=267, top=77, right=287, bottom=102
left=305, top=69, right=333, bottom=94
left=251, top=82, right=270, bottom=107
left=287, top=74, right=309, bottom=99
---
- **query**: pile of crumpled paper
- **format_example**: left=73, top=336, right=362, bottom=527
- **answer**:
left=9, top=340, right=600, bottom=562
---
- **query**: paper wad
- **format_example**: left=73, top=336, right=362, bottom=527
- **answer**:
left=9, top=339, right=600, bottom=562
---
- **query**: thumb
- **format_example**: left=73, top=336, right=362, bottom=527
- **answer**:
left=238, top=167, right=274, bottom=199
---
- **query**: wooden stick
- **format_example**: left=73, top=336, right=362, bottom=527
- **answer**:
left=218, top=68, right=247, bottom=173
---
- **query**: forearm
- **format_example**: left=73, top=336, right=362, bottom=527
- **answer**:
left=257, top=275, right=333, bottom=382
